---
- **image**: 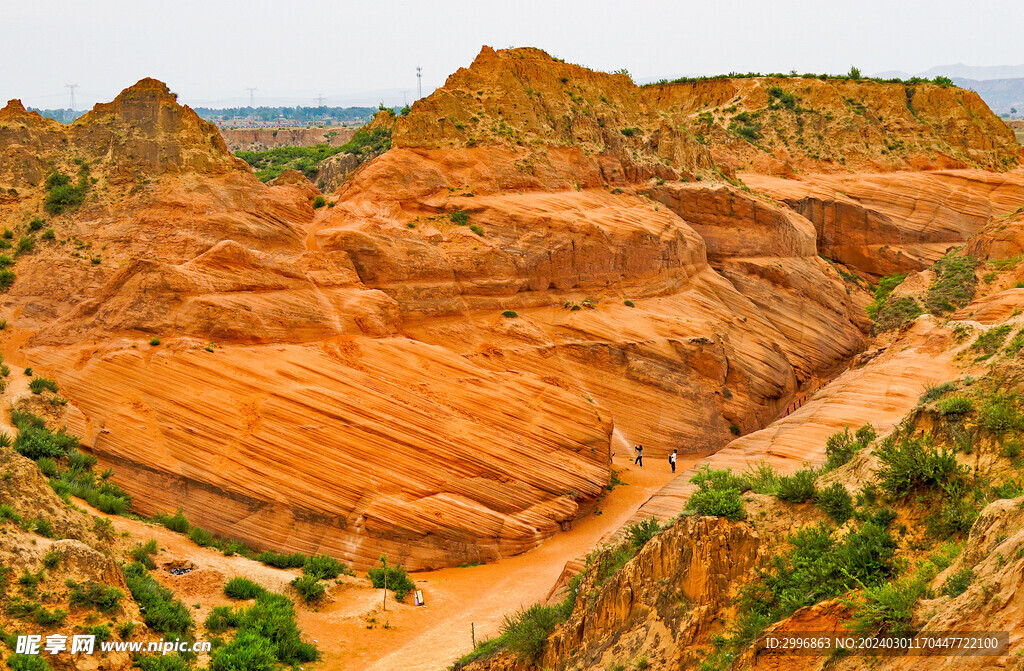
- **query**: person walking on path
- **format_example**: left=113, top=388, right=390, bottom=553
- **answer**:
left=634, top=444, right=643, bottom=467
left=669, top=449, right=677, bottom=473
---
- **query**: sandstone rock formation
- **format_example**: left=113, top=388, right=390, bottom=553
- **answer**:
left=0, top=45, right=1018, bottom=576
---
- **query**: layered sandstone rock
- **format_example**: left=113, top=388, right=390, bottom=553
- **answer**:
left=744, top=170, right=1024, bottom=276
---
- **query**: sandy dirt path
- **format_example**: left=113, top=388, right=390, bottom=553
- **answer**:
left=90, top=452, right=681, bottom=671
left=355, top=453, right=684, bottom=671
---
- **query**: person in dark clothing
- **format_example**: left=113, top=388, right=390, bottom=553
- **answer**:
left=669, top=449, right=677, bottom=473
left=634, top=444, right=643, bottom=467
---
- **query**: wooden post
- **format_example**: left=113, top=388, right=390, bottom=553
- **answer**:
left=471, top=622, right=476, bottom=649
left=383, top=568, right=387, bottom=611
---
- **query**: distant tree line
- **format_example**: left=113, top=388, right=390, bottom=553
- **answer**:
left=29, top=108, right=86, bottom=123
left=26, top=105, right=386, bottom=125
left=645, top=69, right=956, bottom=88
left=193, top=106, right=380, bottom=122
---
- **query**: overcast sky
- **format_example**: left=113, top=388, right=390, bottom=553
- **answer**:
left=4, top=0, right=1023, bottom=110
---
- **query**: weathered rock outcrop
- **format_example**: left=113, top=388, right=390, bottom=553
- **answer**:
left=221, top=125, right=355, bottom=152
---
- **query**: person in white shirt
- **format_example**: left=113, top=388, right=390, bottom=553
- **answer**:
left=669, top=449, right=677, bottom=473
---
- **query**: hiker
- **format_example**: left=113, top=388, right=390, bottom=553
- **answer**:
left=669, top=449, right=677, bottom=473
left=634, top=444, right=643, bottom=467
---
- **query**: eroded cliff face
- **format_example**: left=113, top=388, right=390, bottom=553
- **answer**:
left=543, top=516, right=762, bottom=670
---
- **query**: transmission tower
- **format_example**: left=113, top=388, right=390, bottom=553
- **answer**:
left=416, top=66, right=422, bottom=99
left=65, top=84, right=79, bottom=111
left=314, top=94, right=326, bottom=106
left=245, top=87, right=257, bottom=107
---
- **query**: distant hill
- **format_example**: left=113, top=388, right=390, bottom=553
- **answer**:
left=920, top=63, right=1024, bottom=80
left=952, top=78, right=1024, bottom=116
left=869, top=65, right=1024, bottom=116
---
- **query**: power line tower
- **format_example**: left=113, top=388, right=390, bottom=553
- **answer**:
left=314, top=94, right=326, bottom=106
left=245, top=87, right=257, bottom=107
left=416, top=66, right=422, bottom=99
left=65, top=84, right=79, bottom=111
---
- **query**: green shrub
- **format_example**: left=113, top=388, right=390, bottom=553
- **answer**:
left=367, top=556, right=416, bottom=601
left=870, top=296, right=922, bottom=333
left=154, top=510, right=190, bottom=534
left=876, top=433, right=963, bottom=495
left=206, top=592, right=318, bottom=667
left=42, top=551, right=60, bottom=570
left=624, top=518, right=661, bottom=551
left=41, top=229, right=55, bottom=241
left=290, top=575, right=325, bottom=604
left=501, top=310, right=518, bottom=318
left=15, top=237, right=34, bottom=255
left=935, top=395, right=974, bottom=417
left=123, top=563, right=193, bottom=635
left=33, top=518, right=54, bottom=538
left=735, top=521, right=897, bottom=643
left=823, top=424, right=874, bottom=470
left=28, top=377, right=58, bottom=395
left=236, top=130, right=389, bottom=181
left=776, top=468, right=818, bottom=503
left=68, top=581, right=123, bottom=613
left=979, top=394, right=1023, bottom=435
left=815, top=483, right=854, bottom=524
left=36, top=457, right=59, bottom=478
left=224, top=577, right=266, bottom=600
left=941, top=568, right=973, bottom=597
left=921, top=381, right=957, bottom=404
left=256, top=551, right=306, bottom=569
left=311, top=196, right=326, bottom=209
left=205, top=605, right=238, bottom=633
left=188, top=526, right=214, bottom=547
left=0, top=268, right=15, bottom=291
left=134, top=655, right=196, bottom=671
left=131, top=542, right=157, bottom=570
left=688, top=466, right=746, bottom=520
left=971, top=324, right=1013, bottom=358
left=866, top=274, right=907, bottom=318
left=302, top=554, right=350, bottom=580
left=450, top=210, right=470, bottom=225
left=34, top=607, right=67, bottom=627
left=13, top=414, right=79, bottom=460
left=924, top=255, right=978, bottom=315
left=624, top=299, right=635, bottom=307
left=7, top=654, right=53, bottom=670
left=500, top=603, right=562, bottom=662
left=744, top=462, right=779, bottom=495
left=848, top=574, right=924, bottom=636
